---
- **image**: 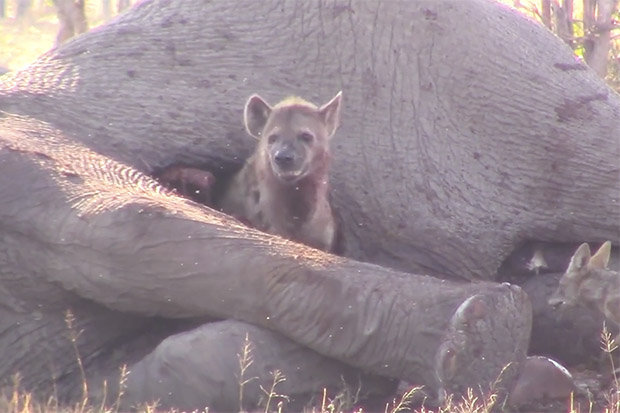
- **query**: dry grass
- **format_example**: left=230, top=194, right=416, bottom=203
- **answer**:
left=599, top=324, right=620, bottom=413
left=0, top=309, right=491, bottom=413
left=1, top=316, right=619, bottom=412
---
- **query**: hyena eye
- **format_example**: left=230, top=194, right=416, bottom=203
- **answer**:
left=267, top=134, right=278, bottom=144
left=298, top=132, right=314, bottom=143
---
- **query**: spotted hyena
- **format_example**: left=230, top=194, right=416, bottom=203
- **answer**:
left=218, top=92, right=342, bottom=252
left=549, top=241, right=620, bottom=342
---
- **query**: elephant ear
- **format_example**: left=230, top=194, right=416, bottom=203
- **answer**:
left=244, top=95, right=272, bottom=139
left=319, top=91, right=342, bottom=139
left=588, top=241, right=611, bottom=269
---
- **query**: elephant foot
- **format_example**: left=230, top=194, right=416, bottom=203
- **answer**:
left=435, top=283, right=531, bottom=406
left=507, top=356, right=576, bottom=410
left=123, top=320, right=396, bottom=412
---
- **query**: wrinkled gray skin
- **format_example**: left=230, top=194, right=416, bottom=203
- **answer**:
left=0, top=0, right=618, bottom=411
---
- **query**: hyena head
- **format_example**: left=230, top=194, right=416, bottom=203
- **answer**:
left=548, top=241, right=611, bottom=308
left=243, top=92, right=342, bottom=184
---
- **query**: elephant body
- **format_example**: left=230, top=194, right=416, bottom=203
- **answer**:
left=0, top=0, right=618, bottom=410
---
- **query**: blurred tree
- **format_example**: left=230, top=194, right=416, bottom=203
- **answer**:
left=582, top=0, right=618, bottom=76
left=0, top=0, right=4, bottom=18
left=514, top=0, right=619, bottom=79
left=118, top=0, right=130, bottom=13
left=16, top=0, right=32, bottom=18
left=103, top=0, right=112, bottom=20
left=52, top=0, right=88, bottom=46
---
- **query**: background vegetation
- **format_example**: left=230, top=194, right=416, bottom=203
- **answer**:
left=502, top=0, right=620, bottom=90
left=0, top=0, right=134, bottom=72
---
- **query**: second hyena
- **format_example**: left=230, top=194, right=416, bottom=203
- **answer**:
left=218, top=92, right=342, bottom=252
left=549, top=241, right=620, bottom=341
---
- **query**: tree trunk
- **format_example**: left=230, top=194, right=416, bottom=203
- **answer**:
left=117, top=0, right=130, bottom=13
left=542, top=0, right=552, bottom=28
left=16, top=0, right=31, bottom=18
left=102, top=0, right=112, bottom=20
left=584, top=0, right=619, bottom=76
left=551, top=0, right=573, bottom=44
left=563, top=0, right=574, bottom=37
left=52, top=0, right=88, bottom=46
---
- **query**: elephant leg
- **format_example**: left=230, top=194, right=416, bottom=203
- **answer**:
left=123, top=320, right=397, bottom=412
left=0, top=120, right=531, bottom=403
left=435, top=283, right=531, bottom=405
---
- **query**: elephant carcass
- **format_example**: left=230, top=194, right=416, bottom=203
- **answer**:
left=123, top=320, right=399, bottom=412
left=2, top=0, right=617, bottom=281
left=0, top=0, right=618, bottom=409
left=0, top=114, right=530, bottom=407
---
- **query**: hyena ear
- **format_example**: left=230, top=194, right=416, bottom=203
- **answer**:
left=318, top=91, right=342, bottom=139
left=244, top=95, right=272, bottom=139
left=589, top=241, right=611, bottom=269
left=565, top=243, right=591, bottom=277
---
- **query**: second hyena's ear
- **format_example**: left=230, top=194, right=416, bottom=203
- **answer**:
left=565, top=243, right=591, bottom=277
left=244, top=95, right=273, bottom=139
left=589, top=241, right=611, bottom=269
left=318, top=91, right=342, bottom=139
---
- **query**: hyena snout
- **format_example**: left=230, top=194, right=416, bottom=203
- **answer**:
left=269, top=144, right=308, bottom=181
left=273, top=147, right=296, bottom=168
